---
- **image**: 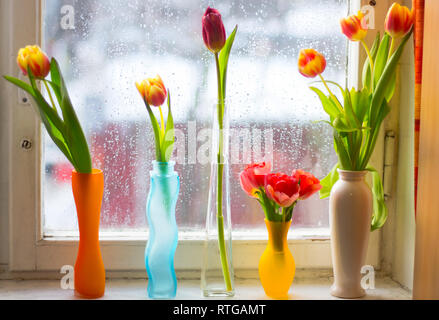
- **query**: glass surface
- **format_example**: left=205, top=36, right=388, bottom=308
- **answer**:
left=145, top=161, right=179, bottom=298
left=42, top=0, right=346, bottom=235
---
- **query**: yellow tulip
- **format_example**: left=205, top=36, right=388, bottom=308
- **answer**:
left=340, top=11, right=368, bottom=42
left=136, top=75, right=167, bottom=107
left=16, top=45, right=50, bottom=78
left=298, top=49, right=326, bottom=78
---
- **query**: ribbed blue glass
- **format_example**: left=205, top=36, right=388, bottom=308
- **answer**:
left=145, top=161, right=179, bottom=299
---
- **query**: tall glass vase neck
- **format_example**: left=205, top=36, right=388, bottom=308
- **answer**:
left=152, top=161, right=176, bottom=175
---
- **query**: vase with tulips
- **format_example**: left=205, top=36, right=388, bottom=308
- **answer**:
left=240, top=162, right=322, bottom=299
left=200, top=7, right=238, bottom=297
left=298, top=3, right=414, bottom=298
left=4, top=45, right=105, bottom=298
left=136, top=75, right=179, bottom=299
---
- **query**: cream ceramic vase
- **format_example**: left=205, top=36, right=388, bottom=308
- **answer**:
left=329, top=169, right=372, bottom=298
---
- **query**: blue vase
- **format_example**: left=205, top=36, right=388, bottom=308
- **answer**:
left=145, top=161, right=179, bottom=299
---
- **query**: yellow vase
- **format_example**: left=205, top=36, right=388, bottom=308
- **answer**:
left=258, top=219, right=295, bottom=299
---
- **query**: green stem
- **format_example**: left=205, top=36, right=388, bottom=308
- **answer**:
left=361, top=40, right=374, bottom=91
left=43, top=79, right=57, bottom=115
left=388, top=37, right=395, bottom=61
left=214, top=52, right=232, bottom=291
left=158, top=105, right=165, bottom=136
left=318, top=74, right=343, bottom=113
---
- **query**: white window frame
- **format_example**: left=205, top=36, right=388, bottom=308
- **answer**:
left=5, top=0, right=383, bottom=275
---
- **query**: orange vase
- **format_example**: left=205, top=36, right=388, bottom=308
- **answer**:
left=258, top=219, right=295, bottom=299
left=72, top=168, right=106, bottom=298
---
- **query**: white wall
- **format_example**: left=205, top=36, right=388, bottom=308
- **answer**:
left=0, top=0, right=11, bottom=266
left=388, top=0, right=417, bottom=289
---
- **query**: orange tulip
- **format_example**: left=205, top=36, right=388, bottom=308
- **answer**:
left=340, top=11, right=367, bottom=42
left=291, top=169, right=322, bottom=200
left=16, top=45, right=50, bottom=78
left=136, top=75, right=167, bottom=106
left=298, top=49, right=326, bottom=78
left=384, top=3, right=414, bottom=39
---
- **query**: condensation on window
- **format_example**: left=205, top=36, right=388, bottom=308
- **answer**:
left=42, top=0, right=346, bottom=234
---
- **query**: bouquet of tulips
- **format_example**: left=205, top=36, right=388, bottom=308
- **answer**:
left=136, top=75, right=174, bottom=161
left=298, top=3, right=414, bottom=230
left=240, top=162, right=322, bottom=221
left=4, top=45, right=92, bottom=173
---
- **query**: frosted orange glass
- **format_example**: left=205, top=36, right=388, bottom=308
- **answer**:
left=258, top=219, right=295, bottom=299
left=72, top=169, right=105, bottom=298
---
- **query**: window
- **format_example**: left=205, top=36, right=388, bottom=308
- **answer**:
left=6, top=0, right=381, bottom=272
left=42, top=0, right=345, bottom=236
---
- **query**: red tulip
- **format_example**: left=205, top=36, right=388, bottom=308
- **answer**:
left=202, top=7, right=226, bottom=53
left=384, top=3, right=414, bottom=39
left=298, top=49, right=327, bottom=78
left=240, top=162, right=271, bottom=198
left=265, top=173, right=300, bottom=208
left=292, top=169, right=322, bottom=200
left=340, top=11, right=368, bottom=42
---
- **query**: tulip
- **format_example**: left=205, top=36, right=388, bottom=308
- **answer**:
left=202, top=7, right=226, bottom=54
left=265, top=173, right=300, bottom=208
left=136, top=75, right=167, bottom=107
left=240, top=162, right=271, bottom=198
left=385, top=3, right=414, bottom=39
left=298, top=49, right=327, bottom=78
left=291, top=169, right=322, bottom=200
left=16, top=45, right=50, bottom=78
left=340, top=11, right=368, bottom=42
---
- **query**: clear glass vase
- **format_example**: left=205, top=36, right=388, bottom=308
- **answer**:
left=201, top=102, right=235, bottom=297
left=145, top=161, right=180, bottom=299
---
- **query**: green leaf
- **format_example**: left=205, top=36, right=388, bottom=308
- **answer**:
left=47, top=59, right=63, bottom=105
left=343, top=88, right=361, bottom=129
left=362, top=32, right=380, bottom=90
left=373, top=33, right=390, bottom=89
left=384, top=71, right=397, bottom=102
left=350, top=87, right=371, bottom=124
left=218, top=25, right=238, bottom=101
left=370, top=28, right=413, bottom=126
left=145, top=101, right=162, bottom=161
left=5, top=73, right=75, bottom=166
left=333, top=130, right=352, bottom=169
left=3, top=75, right=35, bottom=97
left=332, top=115, right=359, bottom=132
left=359, top=99, right=391, bottom=169
left=367, top=166, right=388, bottom=231
left=319, top=163, right=340, bottom=199
left=161, top=90, right=175, bottom=162
left=52, top=58, right=92, bottom=173
left=309, top=86, right=340, bottom=120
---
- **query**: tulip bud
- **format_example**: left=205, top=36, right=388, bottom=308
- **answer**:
left=16, top=45, right=50, bottom=79
left=340, top=11, right=368, bottom=42
left=202, top=7, right=226, bottom=54
left=265, top=173, right=300, bottom=208
left=298, top=49, right=327, bottom=78
left=384, top=3, right=414, bottom=39
left=136, top=75, right=167, bottom=106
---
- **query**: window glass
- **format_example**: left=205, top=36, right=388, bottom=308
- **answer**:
left=42, top=0, right=346, bottom=235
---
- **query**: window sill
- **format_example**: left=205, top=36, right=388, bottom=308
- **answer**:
left=0, top=278, right=411, bottom=300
